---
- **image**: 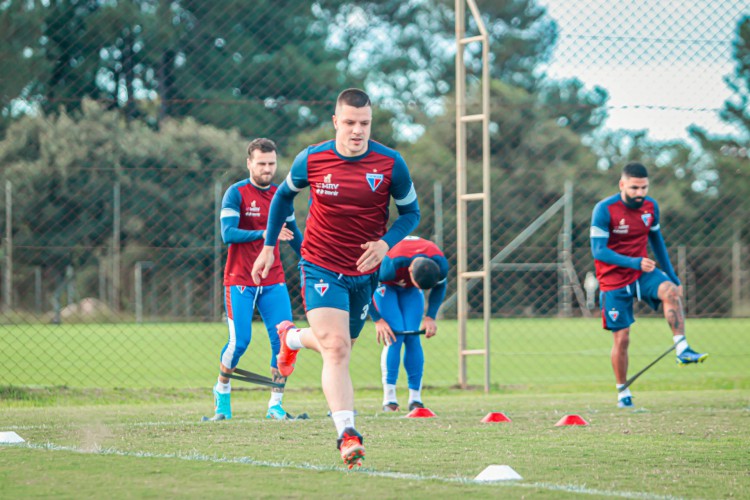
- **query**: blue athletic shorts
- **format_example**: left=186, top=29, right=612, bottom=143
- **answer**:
left=299, top=258, right=378, bottom=339
left=599, top=269, right=671, bottom=331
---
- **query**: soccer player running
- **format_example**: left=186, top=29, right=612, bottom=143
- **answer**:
left=370, top=236, right=448, bottom=412
left=590, top=162, right=708, bottom=409
left=208, top=138, right=303, bottom=422
left=251, top=89, right=420, bottom=468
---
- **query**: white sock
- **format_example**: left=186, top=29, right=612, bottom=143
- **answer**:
left=616, top=385, right=632, bottom=400
left=268, top=392, right=283, bottom=408
left=215, top=378, right=231, bottom=394
left=383, top=384, right=397, bottom=405
left=332, top=410, right=355, bottom=435
left=286, top=328, right=304, bottom=350
left=673, top=335, right=688, bottom=355
left=408, top=388, right=422, bottom=404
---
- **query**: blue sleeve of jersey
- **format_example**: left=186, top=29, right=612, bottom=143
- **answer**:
left=285, top=213, right=303, bottom=257
left=648, top=230, right=679, bottom=285
left=220, top=185, right=264, bottom=244
left=264, top=152, right=309, bottom=246
left=264, top=181, right=297, bottom=246
left=382, top=154, right=420, bottom=248
left=425, top=256, right=449, bottom=319
left=590, top=202, right=642, bottom=270
left=378, top=256, right=397, bottom=282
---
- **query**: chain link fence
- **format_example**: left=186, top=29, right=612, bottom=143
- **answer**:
left=1, top=1, right=748, bottom=391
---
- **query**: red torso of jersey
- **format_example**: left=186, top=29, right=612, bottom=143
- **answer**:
left=383, top=236, right=444, bottom=287
left=224, top=182, right=285, bottom=287
left=595, top=196, right=657, bottom=291
left=302, top=144, right=395, bottom=275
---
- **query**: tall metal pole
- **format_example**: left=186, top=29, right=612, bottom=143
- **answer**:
left=4, top=180, right=12, bottom=312
left=455, top=0, right=468, bottom=388
left=112, top=182, right=121, bottom=312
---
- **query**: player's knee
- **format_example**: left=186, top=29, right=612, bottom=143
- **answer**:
left=659, top=281, right=680, bottom=304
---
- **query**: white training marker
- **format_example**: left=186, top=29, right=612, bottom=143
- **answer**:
left=475, top=465, right=523, bottom=482
left=0, top=431, right=25, bottom=444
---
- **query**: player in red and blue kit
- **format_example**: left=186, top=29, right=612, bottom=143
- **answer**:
left=252, top=89, right=419, bottom=468
left=207, top=138, right=302, bottom=422
left=590, top=162, right=708, bottom=409
left=370, top=236, right=449, bottom=413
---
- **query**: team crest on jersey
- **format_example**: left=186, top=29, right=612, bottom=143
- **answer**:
left=641, top=213, right=652, bottom=226
left=366, top=173, right=384, bottom=192
left=314, top=282, right=329, bottom=296
left=608, top=309, right=619, bottom=321
left=375, top=285, right=386, bottom=297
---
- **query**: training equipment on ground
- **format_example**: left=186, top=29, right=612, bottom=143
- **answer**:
left=481, top=412, right=512, bottom=423
left=220, top=368, right=285, bottom=388
left=555, top=414, right=589, bottom=426
left=382, top=402, right=400, bottom=412
left=475, top=465, right=523, bottom=481
left=617, top=396, right=634, bottom=408
left=0, top=431, right=25, bottom=444
left=676, top=347, right=709, bottom=365
left=337, top=427, right=365, bottom=469
left=619, top=343, right=677, bottom=393
left=406, top=407, right=436, bottom=418
left=201, top=413, right=227, bottom=422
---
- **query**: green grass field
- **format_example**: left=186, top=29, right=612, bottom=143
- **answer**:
left=1, top=318, right=749, bottom=498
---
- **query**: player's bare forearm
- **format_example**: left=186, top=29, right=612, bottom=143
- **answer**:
left=251, top=246, right=275, bottom=284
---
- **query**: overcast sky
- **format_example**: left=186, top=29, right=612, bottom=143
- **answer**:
left=537, top=0, right=750, bottom=140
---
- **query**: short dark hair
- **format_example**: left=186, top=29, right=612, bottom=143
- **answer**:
left=622, top=162, right=649, bottom=178
left=247, top=138, right=277, bottom=159
left=336, top=88, right=371, bottom=109
left=412, top=257, right=441, bottom=290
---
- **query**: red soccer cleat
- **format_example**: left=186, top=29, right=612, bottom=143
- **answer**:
left=337, top=427, right=365, bottom=469
left=276, top=320, right=300, bottom=377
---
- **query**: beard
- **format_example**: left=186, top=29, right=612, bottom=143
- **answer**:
left=252, top=173, right=272, bottom=187
left=623, top=194, right=645, bottom=209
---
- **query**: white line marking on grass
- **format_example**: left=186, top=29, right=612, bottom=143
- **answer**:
left=13, top=442, right=684, bottom=500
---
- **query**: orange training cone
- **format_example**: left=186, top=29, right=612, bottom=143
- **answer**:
left=406, top=407, right=437, bottom=418
left=481, top=412, right=512, bottom=423
left=555, top=414, right=589, bottom=426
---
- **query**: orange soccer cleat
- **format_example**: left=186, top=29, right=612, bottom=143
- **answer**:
left=337, top=428, right=365, bottom=469
left=276, top=320, right=300, bottom=377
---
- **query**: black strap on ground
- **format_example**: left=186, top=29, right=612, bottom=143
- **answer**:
left=619, top=343, right=677, bottom=392
left=220, top=369, right=285, bottom=388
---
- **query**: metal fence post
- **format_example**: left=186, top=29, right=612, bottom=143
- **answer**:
left=4, top=180, right=12, bottom=312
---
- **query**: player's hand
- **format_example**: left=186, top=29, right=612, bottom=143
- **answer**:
left=375, top=319, right=396, bottom=346
left=640, top=257, right=656, bottom=272
left=423, top=316, right=437, bottom=338
left=357, top=240, right=389, bottom=273
left=251, top=246, right=275, bottom=284
left=277, top=223, right=294, bottom=241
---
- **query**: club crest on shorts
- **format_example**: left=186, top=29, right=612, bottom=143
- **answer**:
left=366, top=173, right=384, bottom=192
left=608, top=309, right=620, bottom=321
left=236, top=285, right=246, bottom=294
left=314, top=282, right=329, bottom=296
left=375, top=285, right=386, bottom=297
left=641, top=213, right=652, bottom=226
